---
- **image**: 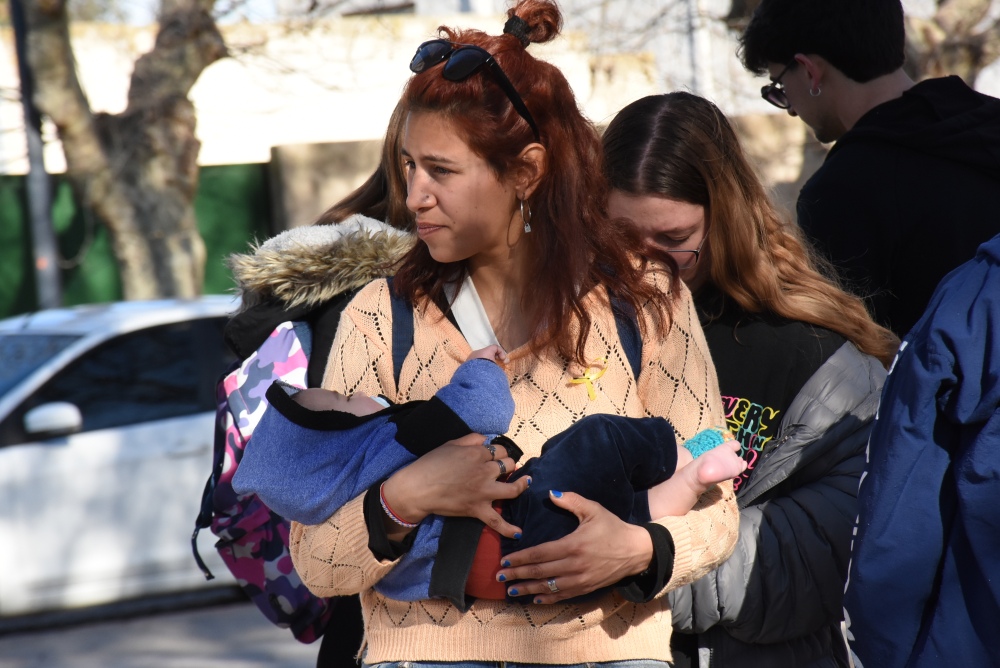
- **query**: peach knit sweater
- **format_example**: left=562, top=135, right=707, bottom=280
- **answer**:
left=290, top=277, right=738, bottom=664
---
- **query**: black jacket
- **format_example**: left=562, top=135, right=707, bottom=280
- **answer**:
left=797, top=75, right=1000, bottom=337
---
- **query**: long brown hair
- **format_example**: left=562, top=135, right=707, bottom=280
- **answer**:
left=313, top=99, right=412, bottom=230
left=392, top=0, right=676, bottom=364
left=602, top=92, right=899, bottom=366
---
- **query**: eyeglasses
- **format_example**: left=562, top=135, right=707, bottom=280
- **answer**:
left=409, top=39, right=541, bottom=142
left=760, top=61, right=796, bottom=110
left=666, top=236, right=706, bottom=270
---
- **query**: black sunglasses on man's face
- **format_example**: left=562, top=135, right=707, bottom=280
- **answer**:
left=760, top=60, right=796, bottom=110
left=409, top=39, right=541, bottom=142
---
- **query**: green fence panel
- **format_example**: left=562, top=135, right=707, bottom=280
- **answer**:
left=0, top=175, right=35, bottom=318
left=197, top=163, right=272, bottom=297
left=52, top=178, right=123, bottom=308
left=0, top=163, right=271, bottom=320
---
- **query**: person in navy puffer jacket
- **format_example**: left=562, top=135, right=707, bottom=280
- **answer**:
left=844, top=233, right=1000, bottom=667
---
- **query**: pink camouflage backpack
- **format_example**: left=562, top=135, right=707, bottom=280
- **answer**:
left=192, top=282, right=413, bottom=643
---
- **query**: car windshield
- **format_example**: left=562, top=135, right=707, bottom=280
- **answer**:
left=0, top=333, right=82, bottom=398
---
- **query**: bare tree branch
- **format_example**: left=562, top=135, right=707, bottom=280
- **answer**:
left=128, top=3, right=226, bottom=109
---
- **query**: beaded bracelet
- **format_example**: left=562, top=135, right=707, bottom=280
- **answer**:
left=379, top=482, right=419, bottom=528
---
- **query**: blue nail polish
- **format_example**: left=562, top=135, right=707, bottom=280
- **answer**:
left=534, top=598, right=543, bottom=604
left=550, top=490, right=563, bottom=498
left=501, top=559, right=511, bottom=568
left=498, top=574, right=506, bottom=582
left=509, top=588, right=519, bottom=596
left=526, top=476, right=532, bottom=487
left=513, top=532, right=522, bottom=540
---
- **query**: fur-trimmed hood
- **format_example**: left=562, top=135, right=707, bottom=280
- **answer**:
left=228, top=214, right=415, bottom=313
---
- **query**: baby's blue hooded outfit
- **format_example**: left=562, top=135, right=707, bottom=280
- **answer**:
left=235, top=357, right=704, bottom=609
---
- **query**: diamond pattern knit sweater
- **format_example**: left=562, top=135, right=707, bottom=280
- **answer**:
left=290, top=276, right=738, bottom=664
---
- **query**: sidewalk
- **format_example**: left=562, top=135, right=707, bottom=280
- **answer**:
left=0, top=598, right=320, bottom=668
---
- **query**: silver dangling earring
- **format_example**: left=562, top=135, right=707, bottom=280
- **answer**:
left=520, top=198, right=532, bottom=233
left=810, top=85, right=822, bottom=97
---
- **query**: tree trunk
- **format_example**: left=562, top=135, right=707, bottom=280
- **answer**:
left=23, top=0, right=226, bottom=299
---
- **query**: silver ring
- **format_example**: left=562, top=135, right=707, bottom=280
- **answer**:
left=496, top=460, right=507, bottom=477
left=483, top=441, right=497, bottom=460
left=546, top=577, right=559, bottom=593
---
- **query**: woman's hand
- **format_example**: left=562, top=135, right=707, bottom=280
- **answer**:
left=381, top=433, right=529, bottom=539
left=495, top=491, right=654, bottom=604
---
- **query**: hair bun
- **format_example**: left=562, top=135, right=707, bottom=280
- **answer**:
left=503, top=15, right=531, bottom=48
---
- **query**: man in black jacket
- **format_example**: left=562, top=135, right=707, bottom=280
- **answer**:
left=739, top=0, right=1000, bottom=337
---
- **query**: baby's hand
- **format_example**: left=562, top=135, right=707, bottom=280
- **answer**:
left=468, top=344, right=507, bottom=365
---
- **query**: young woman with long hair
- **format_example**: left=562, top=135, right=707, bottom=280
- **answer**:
left=603, top=91, right=898, bottom=668
left=285, top=3, right=739, bottom=667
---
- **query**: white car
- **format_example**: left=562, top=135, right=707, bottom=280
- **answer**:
left=0, top=297, right=241, bottom=619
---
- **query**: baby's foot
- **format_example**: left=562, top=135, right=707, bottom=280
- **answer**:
left=696, top=440, right=747, bottom=486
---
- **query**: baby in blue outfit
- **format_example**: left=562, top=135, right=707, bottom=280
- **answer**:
left=235, top=345, right=743, bottom=608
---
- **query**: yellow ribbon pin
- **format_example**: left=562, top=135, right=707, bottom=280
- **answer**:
left=570, top=357, right=608, bottom=401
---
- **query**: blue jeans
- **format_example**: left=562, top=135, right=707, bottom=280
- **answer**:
left=363, top=661, right=672, bottom=668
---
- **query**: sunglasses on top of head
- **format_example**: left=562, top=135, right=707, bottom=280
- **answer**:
left=409, top=39, right=541, bottom=142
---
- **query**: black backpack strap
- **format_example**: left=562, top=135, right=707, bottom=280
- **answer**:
left=192, top=359, right=241, bottom=580
left=386, top=277, right=414, bottom=387
left=610, top=292, right=642, bottom=381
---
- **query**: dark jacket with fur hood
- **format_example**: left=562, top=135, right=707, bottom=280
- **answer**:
left=225, top=215, right=414, bottom=384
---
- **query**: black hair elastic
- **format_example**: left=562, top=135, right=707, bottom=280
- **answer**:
left=503, top=15, right=531, bottom=48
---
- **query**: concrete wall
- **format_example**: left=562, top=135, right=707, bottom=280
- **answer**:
left=269, top=139, right=383, bottom=228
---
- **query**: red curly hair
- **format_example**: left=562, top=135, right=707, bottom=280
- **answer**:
left=392, top=0, right=678, bottom=364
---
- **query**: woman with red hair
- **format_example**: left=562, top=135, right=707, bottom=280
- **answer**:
left=287, top=2, right=738, bottom=666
